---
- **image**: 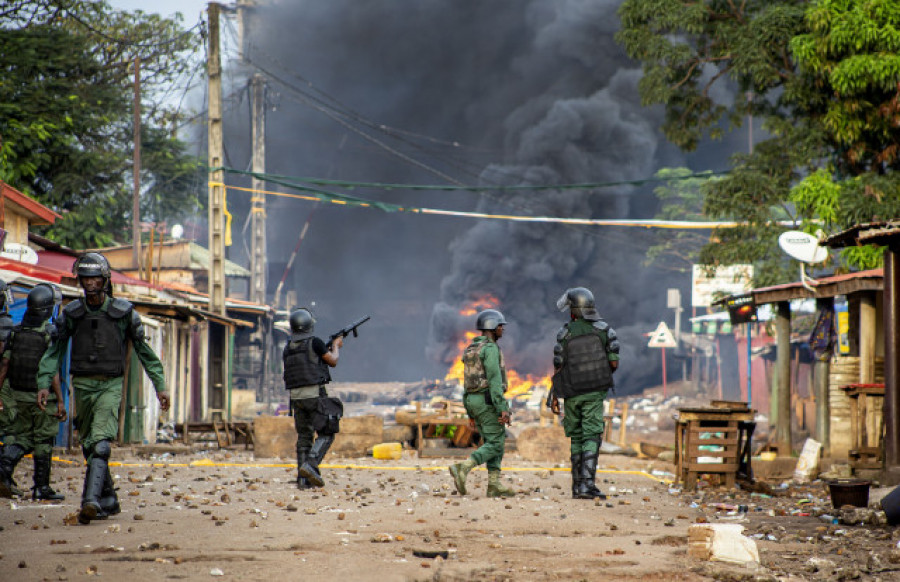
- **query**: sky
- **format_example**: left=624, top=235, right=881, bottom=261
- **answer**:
left=108, top=0, right=208, bottom=20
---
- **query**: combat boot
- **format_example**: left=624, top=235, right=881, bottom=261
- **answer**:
left=296, top=447, right=312, bottom=490
left=570, top=453, right=583, bottom=499
left=32, top=454, right=65, bottom=501
left=486, top=470, right=515, bottom=498
left=299, top=435, right=334, bottom=488
left=98, top=468, right=120, bottom=516
left=575, top=452, right=606, bottom=500
left=449, top=458, right=477, bottom=495
left=0, top=443, right=26, bottom=498
left=79, top=441, right=111, bottom=524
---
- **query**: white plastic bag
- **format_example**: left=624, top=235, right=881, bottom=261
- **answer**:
left=688, top=523, right=760, bottom=565
left=793, top=438, right=823, bottom=483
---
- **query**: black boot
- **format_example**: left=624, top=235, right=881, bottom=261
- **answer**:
left=98, top=467, right=120, bottom=516
left=296, top=447, right=312, bottom=489
left=570, top=453, right=583, bottom=499
left=299, top=435, right=334, bottom=488
left=32, top=454, right=65, bottom=501
left=0, top=443, right=26, bottom=498
left=576, top=452, right=606, bottom=500
left=79, top=442, right=111, bottom=524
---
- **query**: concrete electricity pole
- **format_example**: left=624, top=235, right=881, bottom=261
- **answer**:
left=132, top=57, right=142, bottom=276
left=249, top=74, right=267, bottom=305
left=207, top=2, right=226, bottom=315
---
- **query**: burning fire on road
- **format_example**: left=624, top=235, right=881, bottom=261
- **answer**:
left=443, top=296, right=551, bottom=402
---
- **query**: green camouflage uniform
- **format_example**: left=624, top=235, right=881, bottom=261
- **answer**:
left=462, top=336, right=509, bottom=471
left=558, top=319, right=619, bottom=456
left=37, top=297, right=166, bottom=457
left=1, top=321, right=60, bottom=457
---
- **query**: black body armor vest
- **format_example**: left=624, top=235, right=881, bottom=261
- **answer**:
left=67, top=299, right=129, bottom=377
left=8, top=325, right=52, bottom=392
left=283, top=338, right=330, bottom=389
left=552, top=325, right=614, bottom=399
left=0, top=314, right=14, bottom=344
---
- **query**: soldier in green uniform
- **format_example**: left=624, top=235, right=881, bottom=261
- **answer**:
left=548, top=287, right=619, bottom=500
left=449, top=309, right=515, bottom=498
left=0, top=280, right=19, bottom=494
left=0, top=284, right=66, bottom=499
left=37, top=253, right=169, bottom=524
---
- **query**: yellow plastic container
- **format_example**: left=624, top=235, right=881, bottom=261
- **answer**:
left=372, top=442, right=403, bottom=460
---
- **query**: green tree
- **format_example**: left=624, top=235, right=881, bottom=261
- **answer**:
left=0, top=0, right=204, bottom=248
left=618, top=0, right=900, bottom=283
left=645, top=167, right=722, bottom=273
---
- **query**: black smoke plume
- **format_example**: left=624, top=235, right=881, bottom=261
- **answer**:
left=219, top=0, right=739, bottom=391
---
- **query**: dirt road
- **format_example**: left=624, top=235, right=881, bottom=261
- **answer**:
left=1, top=449, right=899, bottom=581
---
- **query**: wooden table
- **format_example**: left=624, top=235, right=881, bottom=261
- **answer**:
left=413, top=401, right=472, bottom=458
left=675, top=407, right=756, bottom=489
left=840, top=383, right=885, bottom=471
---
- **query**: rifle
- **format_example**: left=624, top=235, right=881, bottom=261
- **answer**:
left=325, top=315, right=371, bottom=349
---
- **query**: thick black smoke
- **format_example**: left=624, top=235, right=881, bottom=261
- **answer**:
left=220, top=0, right=738, bottom=390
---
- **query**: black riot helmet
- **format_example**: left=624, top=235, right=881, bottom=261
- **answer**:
left=73, top=252, right=112, bottom=297
left=289, top=308, right=316, bottom=340
left=0, top=280, right=11, bottom=315
left=556, top=287, right=600, bottom=321
left=25, top=283, right=60, bottom=321
left=476, top=309, right=507, bottom=331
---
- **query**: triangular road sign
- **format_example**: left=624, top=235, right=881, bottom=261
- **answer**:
left=647, top=321, right=677, bottom=349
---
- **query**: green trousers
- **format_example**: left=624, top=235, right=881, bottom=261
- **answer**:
left=562, top=391, right=607, bottom=455
left=73, top=376, right=123, bottom=456
left=0, top=382, right=16, bottom=439
left=1, top=389, right=60, bottom=457
left=463, top=392, right=506, bottom=472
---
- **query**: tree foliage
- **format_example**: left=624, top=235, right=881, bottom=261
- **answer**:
left=0, top=0, right=205, bottom=248
left=618, top=0, right=900, bottom=284
left=645, top=167, right=722, bottom=273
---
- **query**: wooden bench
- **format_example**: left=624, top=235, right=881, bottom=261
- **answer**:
left=413, top=401, right=473, bottom=458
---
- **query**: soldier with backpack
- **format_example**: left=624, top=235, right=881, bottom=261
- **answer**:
left=548, top=287, right=620, bottom=500
left=449, top=309, right=515, bottom=498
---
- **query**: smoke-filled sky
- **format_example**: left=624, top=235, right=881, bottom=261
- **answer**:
left=212, top=0, right=748, bottom=390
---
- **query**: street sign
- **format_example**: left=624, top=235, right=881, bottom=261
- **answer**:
left=647, top=321, right=677, bottom=349
left=691, top=264, right=753, bottom=307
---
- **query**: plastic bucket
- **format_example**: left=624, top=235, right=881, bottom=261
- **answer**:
left=881, top=485, right=900, bottom=525
left=372, top=442, right=403, bottom=460
left=828, top=479, right=870, bottom=509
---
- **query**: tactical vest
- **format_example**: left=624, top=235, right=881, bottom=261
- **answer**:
left=551, top=322, right=614, bottom=398
left=7, top=323, right=53, bottom=392
left=283, top=338, right=330, bottom=389
left=67, top=299, right=130, bottom=377
left=462, top=339, right=507, bottom=393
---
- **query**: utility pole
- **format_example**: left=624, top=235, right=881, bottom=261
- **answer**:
left=207, top=2, right=226, bottom=316
left=132, top=56, right=142, bottom=276
left=249, top=74, right=267, bottom=304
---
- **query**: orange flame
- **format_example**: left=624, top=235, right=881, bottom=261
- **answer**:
left=443, top=297, right=551, bottom=400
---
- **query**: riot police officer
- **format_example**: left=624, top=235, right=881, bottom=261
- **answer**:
left=284, top=308, right=342, bottom=489
left=449, top=309, right=515, bottom=498
left=548, top=287, right=620, bottom=499
left=0, top=280, right=19, bottom=494
left=0, top=284, right=66, bottom=499
left=37, top=252, right=169, bottom=524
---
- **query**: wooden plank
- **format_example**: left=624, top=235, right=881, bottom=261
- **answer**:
left=685, top=438, right=737, bottom=446
left=686, top=462, right=739, bottom=472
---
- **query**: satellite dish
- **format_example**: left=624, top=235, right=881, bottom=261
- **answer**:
left=778, top=231, right=828, bottom=264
